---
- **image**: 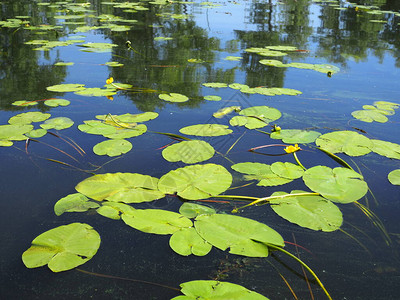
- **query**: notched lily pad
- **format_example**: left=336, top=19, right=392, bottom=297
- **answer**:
left=54, top=193, right=100, bottom=216
left=270, top=129, right=321, bottom=144
left=93, top=139, right=132, bottom=157
left=40, top=117, right=74, bottom=130
left=316, top=131, right=372, bottom=156
left=179, top=124, right=232, bottom=136
left=8, top=112, right=51, bottom=125
left=170, top=227, right=212, bottom=256
left=388, top=169, right=400, bottom=185
left=179, top=203, right=216, bottom=218
left=162, top=140, right=215, bottom=164
left=159, top=93, right=189, bottom=103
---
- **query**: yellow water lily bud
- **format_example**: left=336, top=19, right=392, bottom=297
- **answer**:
left=284, top=144, right=301, bottom=154
left=106, top=77, right=114, bottom=85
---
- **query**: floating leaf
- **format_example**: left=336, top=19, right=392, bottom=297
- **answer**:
left=0, top=124, right=34, bottom=141
left=179, top=124, right=232, bottom=137
left=159, top=93, right=189, bottom=103
left=204, top=95, right=221, bottom=101
left=224, top=56, right=242, bottom=61
left=78, top=42, right=118, bottom=53
left=97, top=201, right=135, bottom=219
left=172, top=280, right=269, bottom=300
left=270, top=190, right=343, bottom=232
left=78, top=121, right=117, bottom=136
left=230, top=116, right=268, bottom=129
left=11, top=100, right=38, bottom=106
left=270, top=162, right=304, bottom=179
left=370, top=139, right=400, bottom=159
left=54, top=62, right=74, bottom=66
left=179, top=203, right=216, bottom=218
left=388, top=169, right=400, bottom=185
left=26, top=129, right=47, bottom=138
left=0, top=140, right=13, bottom=147
left=202, top=82, right=228, bottom=88
left=75, top=87, right=117, bottom=97
left=54, top=193, right=100, bottom=216
left=162, top=140, right=215, bottom=164
left=232, top=162, right=292, bottom=186
left=22, top=223, right=100, bottom=272
left=270, top=129, right=321, bottom=144
left=315, top=131, right=372, bottom=156
left=44, top=99, right=71, bottom=107
left=351, top=109, right=388, bottom=123
left=105, top=61, right=124, bottom=67
left=170, top=227, right=212, bottom=256
left=40, top=117, right=74, bottom=130
left=75, top=173, right=164, bottom=204
left=213, top=106, right=241, bottom=118
left=8, top=112, right=51, bottom=125
left=46, top=83, right=85, bottom=92
left=158, top=164, right=232, bottom=200
left=96, top=112, right=159, bottom=123
left=103, top=125, right=147, bottom=139
left=93, top=139, right=132, bottom=157
left=240, top=106, right=281, bottom=123
left=194, top=214, right=284, bottom=257
left=303, top=166, right=368, bottom=203
left=228, top=83, right=249, bottom=90
left=122, top=209, right=192, bottom=234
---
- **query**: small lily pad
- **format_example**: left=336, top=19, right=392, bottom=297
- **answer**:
left=93, top=139, right=132, bottom=157
left=169, top=227, right=212, bottom=256
left=54, top=193, right=100, bottom=216
left=8, top=112, right=51, bottom=125
left=232, top=162, right=293, bottom=186
left=40, top=117, right=74, bottom=130
left=270, top=129, right=321, bottom=144
left=162, top=140, right=215, bottom=164
left=44, top=99, right=71, bottom=107
left=179, top=124, right=232, bottom=136
left=159, top=93, right=189, bottom=103
left=388, top=169, right=400, bottom=185
left=202, top=82, right=228, bottom=88
left=204, top=95, right=222, bottom=101
left=46, top=83, right=85, bottom=92
left=179, top=203, right=216, bottom=218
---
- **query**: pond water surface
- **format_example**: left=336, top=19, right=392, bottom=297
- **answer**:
left=1, top=0, right=400, bottom=299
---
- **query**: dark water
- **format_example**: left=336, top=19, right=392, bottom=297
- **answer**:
left=1, top=0, right=400, bottom=299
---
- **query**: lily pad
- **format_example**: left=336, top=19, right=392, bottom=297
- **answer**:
left=103, top=125, right=147, bottom=139
left=8, top=112, right=51, bottom=125
left=122, top=209, right=192, bottom=234
left=179, top=203, right=216, bottom=218
left=97, top=201, right=136, bottom=219
left=351, top=109, right=388, bottom=123
left=370, top=139, right=400, bottom=159
left=44, top=99, right=71, bottom=107
left=204, top=95, right=222, bottom=101
left=54, top=193, right=100, bottom=216
left=40, top=117, right=74, bottom=130
left=78, top=121, right=117, bottom=135
left=239, top=106, right=281, bottom=124
left=78, top=42, right=118, bottom=53
left=162, top=140, right=215, bottom=164
left=26, top=129, right=47, bottom=138
left=388, top=169, right=400, bottom=185
left=270, top=162, right=304, bottom=179
left=315, top=131, right=372, bottom=156
left=75, top=172, right=165, bottom=204
left=74, top=87, right=117, bottom=97
left=46, top=83, right=85, bottom=92
left=172, top=280, right=269, bottom=300
left=0, top=124, right=34, bottom=141
left=270, top=129, right=321, bottom=144
left=230, top=115, right=268, bottom=129
left=213, top=106, right=241, bottom=118
left=303, top=166, right=368, bottom=203
left=96, top=112, right=159, bottom=123
left=270, top=190, right=343, bottom=232
left=22, top=223, right=100, bottom=272
left=11, top=100, right=38, bottom=106
left=93, top=139, right=132, bottom=157
left=194, top=214, right=284, bottom=257
left=179, top=124, right=232, bottom=137
left=159, top=93, right=189, bottom=103
left=202, top=82, right=228, bottom=88
left=170, top=227, right=212, bottom=256
left=158, top=164, right=232, bottom=200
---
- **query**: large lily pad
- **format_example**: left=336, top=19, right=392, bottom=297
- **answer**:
left=159, top=93, right=189, bottom=103
left=270, top=190, right=343, bottom=232
left=96, top=112, right=159, bottom=123
left=8, top=112, right=51, bottom=125
left=22, top=223, right=100, bottom=272
left=40, top=117, right=74, bottom=130
left=46, top=83, right=85, bottom=92
left=93, top=139, right=132, bottom=157
left=75, top=172, right=165, bottom=203
left=158, top=164, right=232, bottom=200
left=170, top=227, right=212, bottom=256
left=194, top=214, right=284, bottom=257
left=351, top=109, right=388, bottom=123
left=172, top=280, right=269, bottom=300
left=54, top=193, right=100, bottom=216
left=179, top=124, right=232, bottom=136
left=239, top=106, right=281, bottom=123
left=370, top=139, right=400, bottom=159
left=270, top=129, right=321, bottom=144
left=303, top=166, right=368, bottom=203
left=0, top=124, right=34, bottom=141
left=102, top=125, right=147, bottom=139
left=162, top=140, right=215, bottom=164
left=315, top=131, right=372, bottom=156
left=122, top=209, right=192, bottom=234
left=270, top=162, right=304, bottom=179
left=78, top=120, right=117, bottom=136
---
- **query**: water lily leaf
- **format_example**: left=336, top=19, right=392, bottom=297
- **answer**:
left=44, top=99, right=71, bottom=107
left=75, top=87, right=117, bottom=97
left=270, top=190, right=343, bottom=232
left=162, top=140, right=215, bottom=164
left=370, top=139, right=400, bottom=159
left=388, top=169, right=400, bottom=185
left=0, top=140, right=13, bottom=147
left=0, top=124, right=34, bottom=140
left=194, top=214, right=284, bottom=257
left=270, top=129, right=321, bottom=143
left=170, top=227, right=212, bottom=256
left=40, top=117, right=74, bottom=130
left=315, top=131, right=372, bottom=156
left=159, top=93, right=189, bottom=102
left=202, top=82, right=228, bottom=88
left=266, top=45, right=298, bottom=51
left=351, top=109, right=388, bottom=123
left=78, top=42, right=118, bottom=53
left=259, top=59, right=285, bottom=67
left=55, top=62, right=74, bottom=66
left=228, top=83, right=249, bottom=90
left=78, top=120, right=117, bottom=135
left=373, top=101, right=399, bottom=111
left=232, top=162, right=293, bottom=186
left=8, top=112, right=51, bottom=125
left=22, top=223, right=100, bottom=272
left=96, top=112, right=159, bottom=123
left=96, top=206, right=121, bottom=220
left=93, top=139, right=132, bottom=157
left=179, top=203, right=216, bottom=218
left=230, top=116, right=268, bottom=129
left=204, top=95, right=221, bottom=101
left=239, top=106, right=282, bottom=123
left=270, top=162, right=304, bottom=179
left=46, top=83, right=85, bottom=92
left=158, top=164, right=232, bottom=200
left=103, top=125, right=147, bottom=139
left=172, top=280, right=269, bottom=300
left=303, top=166, right=368, bottom=203
left=75, top=172, right=164, bottom=203
left=121, top=209, right=192, bottom=234
left=12, top=100, right=38, bottom=106
left=179, top=124, right=232, bottom=137
left=224, top=56, right=242, bottom=61
left=213, top=106, right=241, bottom=118
left=26, top=129, right=47, bottom=138
left=54, top=193, right=100, bottom=216
left=105, top=61, right=124, bottom=67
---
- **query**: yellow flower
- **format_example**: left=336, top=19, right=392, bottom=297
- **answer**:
left=284, top=144, right=300, bottom=154
left=106, top=77, right=114, bottom=85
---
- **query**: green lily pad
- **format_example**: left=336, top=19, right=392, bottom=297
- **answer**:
left=270, top=129, right=321, bottom=143
left=224, top=56, right=242, bottom=61
left=240, top=106, right=282, bottom=123
left=0, top=140, right=13, bottom=147
left=105, top=61, right=124, bottom=67
left=270, top=162, right=304, bottom=179
left=162, top=140, right=215, bottom=164
left=44, top=99, right=71, bottom=107
left=213, top=106, right=241, bottom=118
left=351, top=109, right=388, bottom=123
left=40, top=117, right=74, bottom=130
left=75, top=87, right=117, bottom=97
left=122, top=209, right=192, bottom=234
left=202, top=82, right=228, bottom=88
left=54, top=193, right=100, bottom=216
left=93, top=139, right=132, bottom=157
left=228, top=83, right=249, bottom=90
left=158, top=164, right=232, bottom=200
left=179, top=203, right=216, bottom=218
left=75, top=172, right=165, bottom=204
left=159, top=93, right=189, bottom=103
left=230, top=116, right=268, bottom=129
left=78, top=121, right=117, bottom=136
left=172, top=280, right=269, bottom=300
left=259, top=59, right=284, bottom=67
left=315, top=131, right=372, bottom=156
left=373, top=101, right=399, bottom=111
left=194, top=214, right=284, bottom=257
left=303, top=166, right=368, bottom=203
left=78, top=42, right=118, bottom=53
left=54, top=62, right=74, bottom=66
left=370, top=139, right=400, bottom=159
left=0, top=124, right=34, bottom=141
left=388, top=169, right=400, bottom=185
left=103, top=125, right=147, bottom=139
left=96, top=112, right=159, bottom=123
left=179, top=124, right=232, bottom=137
left=46, top=83, right=85, bottom=92
left=26, top=129, right=47, bottom=138
left=270, top=190, right=343, bottom=232
left=170, top=227, right=212, bottom=256
left=97, top=202, right=136, bottom=219
left=11, top=100, right=38, bottom=106
left=22, top=223, right=100, bottom=272
left=204, top=95, right=222, bottom=101
left=8, top=112, right=51, bottom=125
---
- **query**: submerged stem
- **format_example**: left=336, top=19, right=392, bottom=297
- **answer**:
left=293, top=152, right=306, bottom=170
